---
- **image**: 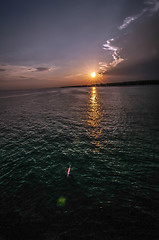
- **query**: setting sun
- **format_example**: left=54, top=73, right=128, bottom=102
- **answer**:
left=91, top=72, right=96, bottom=78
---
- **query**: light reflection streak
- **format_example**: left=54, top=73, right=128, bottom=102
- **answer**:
left=87, top=87, right=103, bottom=151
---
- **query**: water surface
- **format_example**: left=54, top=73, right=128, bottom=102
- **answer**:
left=0, top=86, right=159, bottom=239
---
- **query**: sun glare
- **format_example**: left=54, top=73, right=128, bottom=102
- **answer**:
left=91, top=72, right=96, bottom=78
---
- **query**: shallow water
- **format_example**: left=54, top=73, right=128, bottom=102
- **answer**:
left=0, top=86, right=159, bottom=239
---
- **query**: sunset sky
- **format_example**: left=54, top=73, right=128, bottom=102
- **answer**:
left=0, top=0, right=159, bottom=90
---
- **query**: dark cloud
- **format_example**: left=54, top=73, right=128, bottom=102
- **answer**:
left=19, top=76, right=28, bottom=78
left=106, top=57, right=159, bottom=79
left=35, top=67, right=50, bottom=72
left=104, top=10, right=159, bottom=80
left=27, top=67, right=51, bottom=72
left=0, top=69, right=6, bottom=71
left=120, top=12, right=158, bottom=60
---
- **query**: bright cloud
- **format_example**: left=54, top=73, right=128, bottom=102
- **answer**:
left=99, top=39, right=124, bottom=73
left=119, top=12, right=145, bottom=30
left=119, top=0, right=159, bottom=30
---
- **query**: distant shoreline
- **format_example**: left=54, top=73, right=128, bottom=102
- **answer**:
left=1, top=80, right=159, bottom=92
left=61, top=80, right=159, bottom=88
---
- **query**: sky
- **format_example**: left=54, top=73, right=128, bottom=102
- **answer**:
left=0, top=0, right=159, bottom=90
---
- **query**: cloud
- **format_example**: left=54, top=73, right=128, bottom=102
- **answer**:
left=99, top=38, right=124, bottom=73
left=119, top=0, right=159, bottom=30
left=146, top=0, right=159, bottom=12
left=103, top=11, right=159, bottom=81
left=119, top=11, right=145, bottom=30
left=35, top=67, right=50, bottom=72
left=27, top=66, right=56, bottom=72
left=105, top=56, right=159, bottom=80
left=19, top=76, right=28, bottom=78
left=0, top=63, right=58, bottom=84
left=64, top=73, right=83, bottom=79
left=100, top=0, right=159, bottom=79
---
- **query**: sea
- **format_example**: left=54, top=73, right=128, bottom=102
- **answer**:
left=0, top=86, right=159, bottom=240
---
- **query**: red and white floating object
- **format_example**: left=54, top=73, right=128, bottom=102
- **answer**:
left=67, top=166, right=71, bottom=177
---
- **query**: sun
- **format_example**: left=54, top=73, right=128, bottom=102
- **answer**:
left=91, top=72, right=96, bottom=78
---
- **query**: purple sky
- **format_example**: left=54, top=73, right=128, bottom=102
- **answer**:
left=0, top=0, right=159, bottom=90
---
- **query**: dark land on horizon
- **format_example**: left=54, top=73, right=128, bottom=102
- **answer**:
left=61, top=80, right=159, bottom=88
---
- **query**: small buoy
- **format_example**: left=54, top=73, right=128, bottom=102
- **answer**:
left=67, top=166, right=71, bottom=177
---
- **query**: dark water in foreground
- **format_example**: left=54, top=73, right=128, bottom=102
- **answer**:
left=0, top=86, right=159, bottom=240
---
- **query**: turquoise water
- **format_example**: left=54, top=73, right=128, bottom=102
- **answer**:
left=0, top=86, right=159, bottom=239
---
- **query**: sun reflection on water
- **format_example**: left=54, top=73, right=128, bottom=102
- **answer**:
left=87, top=87, right=103, bottom=150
